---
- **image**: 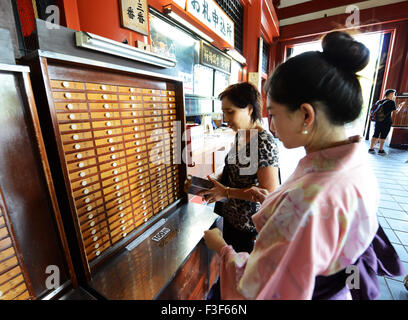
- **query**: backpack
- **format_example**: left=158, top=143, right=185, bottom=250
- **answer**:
left=370, top=100, right=386, bottom=122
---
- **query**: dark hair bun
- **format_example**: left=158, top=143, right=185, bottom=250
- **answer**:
left=322, top=31, right=370, bottom=73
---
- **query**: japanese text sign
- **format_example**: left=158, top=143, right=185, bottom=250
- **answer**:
left=186, top=0, right=235, bottom=47
left=120, top=0, right=149, bottom=36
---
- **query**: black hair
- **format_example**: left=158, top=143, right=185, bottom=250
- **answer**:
left=218, top=82, right=262, bottom=123
left=264, top=31, right=370, bottom=125
left=384, top=89, right=396, bottom=97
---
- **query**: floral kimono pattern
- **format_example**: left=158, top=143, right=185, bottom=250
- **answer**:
left=218, top=137, right=380, bottom=299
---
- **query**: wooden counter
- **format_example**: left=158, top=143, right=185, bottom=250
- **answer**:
left=87, top=202, right=218, bottom=299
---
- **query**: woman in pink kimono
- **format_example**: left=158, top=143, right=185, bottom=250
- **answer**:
left=203, top=31, right=405, bottom=300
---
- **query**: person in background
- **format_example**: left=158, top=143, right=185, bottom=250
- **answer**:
left=368, top=89, right=405, bottom=155
left=203, top=31, right=405, bottom=300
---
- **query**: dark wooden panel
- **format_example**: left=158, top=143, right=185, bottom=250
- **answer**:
left=0, top=66, right=75, bottom=298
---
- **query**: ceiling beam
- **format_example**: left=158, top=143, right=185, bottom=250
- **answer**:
left=277, top=0, right=371, bottom=20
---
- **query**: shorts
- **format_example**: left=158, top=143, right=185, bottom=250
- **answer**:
left=373, top=121, right=392, bottom=139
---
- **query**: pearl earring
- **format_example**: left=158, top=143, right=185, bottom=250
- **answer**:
left=301, top=123, right=308, bottom=135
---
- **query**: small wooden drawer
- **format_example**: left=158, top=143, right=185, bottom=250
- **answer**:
left=74, top=190, right=103, bottom=209
left=161, top=90, right=175, bottom=96
left=0, top=276, right=27, bottom=300
left=0, top=237, right=11, bottom=251
left=78, top=210, right=106, bottom=230
left=90, top=111, right=121, bottom=120
left=61, top=131, right=93, bottom=144
left=128, top=176, right=149, bottom=190
left=102, top=179, right=128, bottom=195
left=96, top=142, right=125, bottom=155
left=87, top=243, right=109, bottom=262
left=150, top=164, right=166, bottom=174
left=0, top=216, right=4, bottom=226
left=86, top=83, right=117, bottom=92
left=105, top=193, right=131, bottom=211
left=133, top=204, right=153, bottom=218
left=108, top=210, right=133, bottom=227
left=94, top=135, right=124, bottom=147
left=122, top=125, right=145, bottom=134
left=162, top=109, right=176, bottom=115
left=0, top=226, right=9, bottom=239
left=153, top=198, right=169, bottom=210
left=0, top=265, right=21, bottom=288
left=143, top=109, right=162, bottom=117
left=0, top=255, right=18, bottom=274
left=58, top=121, right=91, bottom=133
left=69, top=165, right=99, bottom=182
left=134, top=213, right=153, bottom=228
left=80, top=213, right=106, bottom=231
left=67, top=158, right=97, bottom=172
left=163, top=96, right=176, bottom=102
left=51, top=80, right=85, bottom=90
left=70, top=174, right=99, bottom=190
left=87, top=93, right=118, bottom=101
left=111, top=229, right=133, bottom=245
left=55, top=102, right=88, bottom=111
left=121, top=118, right=144, bottom=126
left=123, top=132, right=146, bottom=142
left=84, top=232, right=110, bottom=249
left=127, top=158, right=148, bottom=170
left=143, top=96, right=162, bottom=102
left=103, top=186, right=130, bottom=203
left=118, top=86, right=141, bottom=93
left=92, top=120, right=122, bottom=129
left=144, top=103, right=163, bottom=109
left=125, top=145, right=147, bottom=157
left=146, top=134, right=164, bottom=144
left=124, top=139, right=146, bottom=149
left=128, top=171, right=149, bottom=184
left=121, top=110, right=144, bottom=118
left=119, top=103, right=143, bottom=109
left=81, top=220, right=108, bottom=238
left=0, top=246, right=15, bottom=262
left=63, top=140, right=94, bottom=152
left=102, top=172, right=128, bottom=189
left=75, top=198, right=104, bottom=217
left=142, top=88, right=162, bottom=95
left=98, top=150, right=126, bottom=164
left=118, top=94, right=142, bottom=101
left=144, top=116, right=162, bottom=124
left=57, top=112, right=89, bottom=122
left=110, top=219, right=134, bottom=237
left=88, top=103, right=119, bottom=110
left=72, top=182, right=101, bottom=199
left=99, top=164, right=127, bottom=180
left=145, top=122, right=163, bottom=130
left=163, top=115, right=177, bottom=121
left=167, top=176, right=179, bottom=187
left=53, top=91, right=86, bottom=101
left=106, top=201, right=131, bottom=217
left=150, top=177, right=166, bottom=190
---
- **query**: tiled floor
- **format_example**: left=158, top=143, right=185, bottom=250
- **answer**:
left=366, top=141, right=408, bottom=300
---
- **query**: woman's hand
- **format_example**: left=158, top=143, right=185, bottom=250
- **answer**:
left=244, top=186, right=269, bottom=204
left=204, top=228, right=227, bottom=254
left=197, top=176, right=227, bottom=204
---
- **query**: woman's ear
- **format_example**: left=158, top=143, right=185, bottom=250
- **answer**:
left=299, top=103, right=315, bottom=127
left=247, top=104, right=253, bottom=116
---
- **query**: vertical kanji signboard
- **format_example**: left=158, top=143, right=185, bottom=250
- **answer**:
left=120, top=0, right=149, bottom=36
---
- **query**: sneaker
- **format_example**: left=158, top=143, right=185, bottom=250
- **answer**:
left=378, top=150, right=387, bottom=155
left=368, top=148, right=375, bottom=154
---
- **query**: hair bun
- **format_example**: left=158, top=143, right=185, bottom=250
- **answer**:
left=321, top=31, right=370, bottom=73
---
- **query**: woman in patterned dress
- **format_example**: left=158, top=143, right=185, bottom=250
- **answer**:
left=203, top=31, right=405, bottom=300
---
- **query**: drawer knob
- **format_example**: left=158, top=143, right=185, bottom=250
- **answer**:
left=119, top=206, right=123, bottom=210
left=106, top=121, right=111, bottom=126
left=115, top=185, right=120, bottom=190
left=133, top=119, right=138, bottom=124
left=105, top=113, right=111, bottom=118
left=112, top=162, right=117, bottom=167
left=113, top=170, right=118, bottom=175
left=81, top=181, right=87, bottom=187
left=95, top=250, right=101, bottom=256
left=71, top=124, right=77, bottom=130
left=120, top=219, right=125, bottom=224
left=62, top=81, right=69, bottom=88
left=107, top=130, right=113, bottom=135
left=102, top=94, right=108, bottom=100
left=134, top=134, right=138, bottom=138
left=69, top=114, right=75, bottom=120
left=78, top=162, right=85, bottom=168
left=80, top=171, right=86, bottom=177
left=118, top=199, right=122, bottom=204
left=132, top=104, right=136, bottom=108
left=87, top=206, right=92, bottom=211
left=101, top=85, right=107, bottom=90
left=90, top=221, right=95, bottom=227
left=122, top=233, right=127, bottom=237
left=111, top=154, right=116, bottom=159
left=67, top=103, right=73, bottom=110
left=121, top=226, right=126, bottom=231
left=114, top=177, right=119, bottom=182
left=116, top=192, right=121, bottom=197
left=120, top=213, right=124, bottom=218
left=110, top=147, right=115, bottom=152
left=64, top=93, right=72, bottom=98
left=83, top=189, right=89, bottom=194
left=93, top=236, right=98, bottom=242
left=94, top=243, right=100, bottom=249
left=88, top=214, right=94, bottom=219
left=76, top=153, right=83, bottom=159
left=104, top=104, right=109, bottom=109
left=85, top=197, right=90, bottom=203
left=91, top=229, right=96, bottom=235
left=73, top=134, right=79, bottom=140
left=108, top=138, right=114, bottom=143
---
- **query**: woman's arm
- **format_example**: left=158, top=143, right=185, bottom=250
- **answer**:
left=198, top=166, right=279, bottom=203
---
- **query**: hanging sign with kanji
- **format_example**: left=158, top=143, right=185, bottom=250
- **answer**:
left=186, top=0, right=235, bottom=47
left=120, top=0, right=149, bottom=36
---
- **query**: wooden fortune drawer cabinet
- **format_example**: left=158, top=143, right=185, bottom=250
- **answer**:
left=23, top=51, right=220, bottom=300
